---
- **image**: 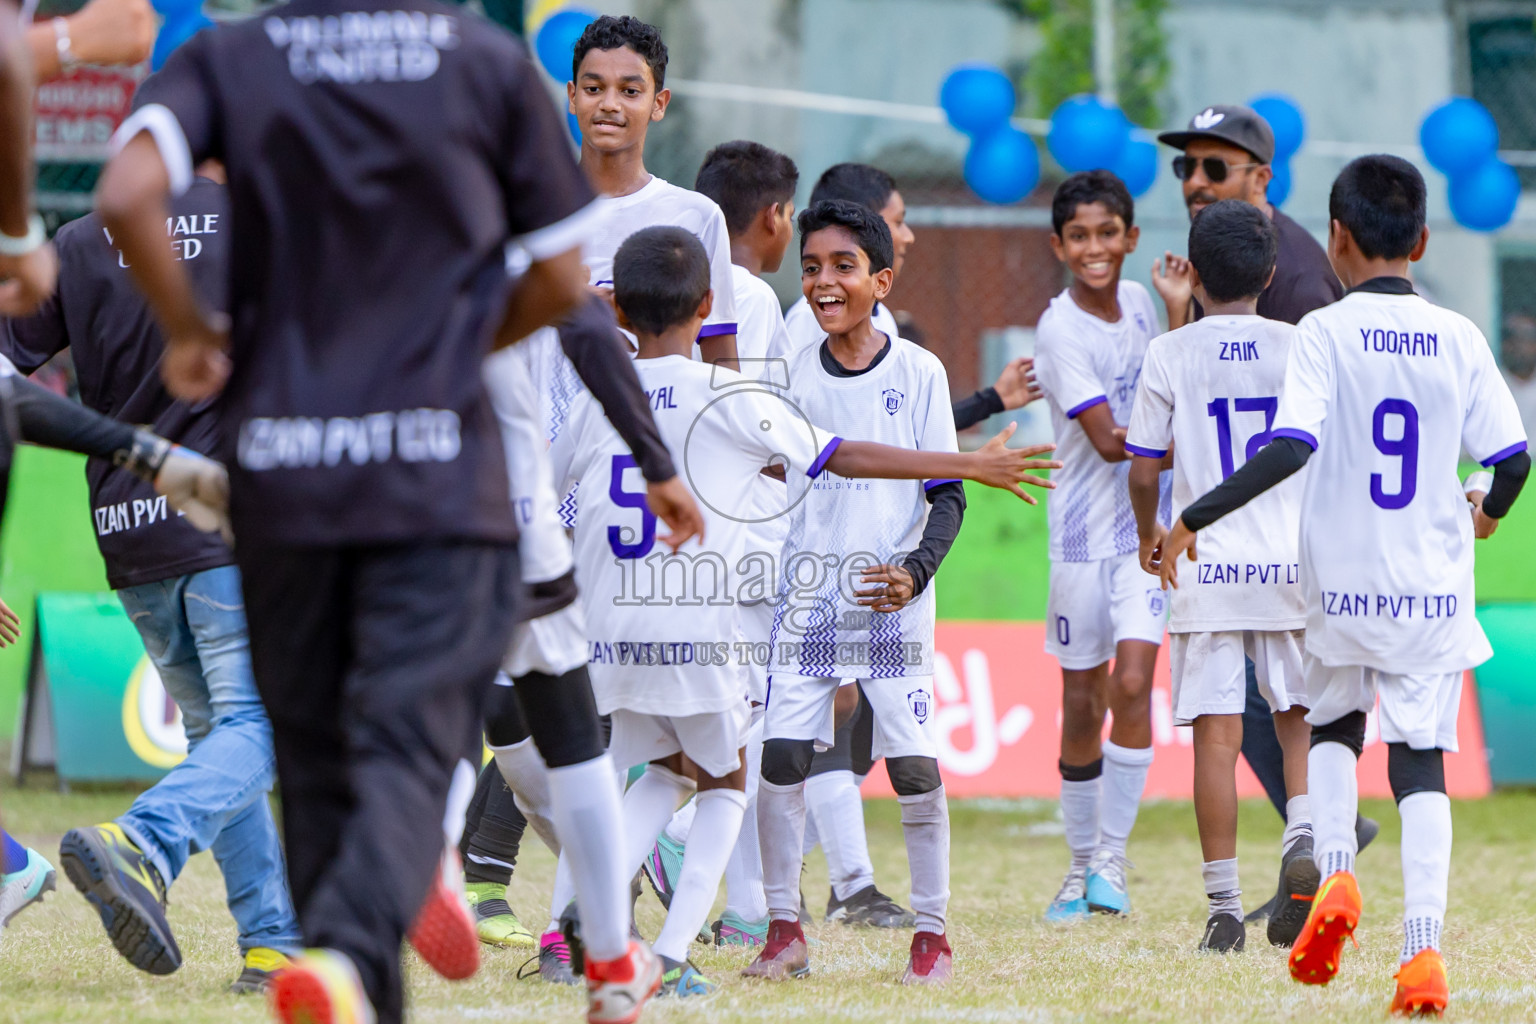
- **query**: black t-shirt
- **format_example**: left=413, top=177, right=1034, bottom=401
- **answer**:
left=1257, top=208, right=1344, bottom=324
left=130, top=1, right=597, bottom=547
left=1, top=180, right=232, bottom=589
left=1194, top=207, right=1344, bottom=325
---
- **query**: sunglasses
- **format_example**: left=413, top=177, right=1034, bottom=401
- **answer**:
left=1172, top=155, right=1262, bottom=182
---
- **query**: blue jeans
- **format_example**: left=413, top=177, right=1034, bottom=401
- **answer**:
left=116, top=565, right=301, bottom=954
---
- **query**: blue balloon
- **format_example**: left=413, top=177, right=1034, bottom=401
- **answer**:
left=1110, top=135, right=1157, bottom=197
left=1267, top=161, right=1292, bottom=206
left=151, top=11, right=212, bottom=71
left=1047, top=95, right=1131, bottom=172
left=1250, top=94, right=1305, bottom=163
left=1421, top=98, right=1500, bottom=178
left=535, top=9, right=598, bottom=81
left=939, top=64, right=1016, bottom=138
left=1449, top=158, right=1520, bottom=232
left=964, top=128, right=1040, bottom=205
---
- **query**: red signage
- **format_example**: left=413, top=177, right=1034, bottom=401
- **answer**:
left=863, top=621, right=1492, bottom=800
left=34, top=63, right=146, bottom=160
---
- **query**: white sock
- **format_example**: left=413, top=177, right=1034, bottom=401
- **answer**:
left=653, top=789, right=747, bottom=962
left=1099, top=741, right=1153, bottom=857
left=757, top=778, right=807, bottom=923
left=806, top=770, right=875, bottom=900
left=724, top=726, right=768, bottom=921
left=1399, top=790, right=1452, bottom=963
left=492, top=738, right=559, bottom=853
left=620, top=764, right=696, bottom=878
left=1282, top=795, right=1313, bottom=853
left=663, top=798, right=697, bottom=847
left=443, top=758, right=476, bottom=848
left=1060, top=772, right=1101, bottom=870
left=1310, top=741, right=1360, bottom=878
left=1202, top=857, right=1242, bottom=919
left=546, top=754, right=630, bottom=962
left=548, top=853, right=573, bottom=935
left=898, top=785, right=950, bottom=935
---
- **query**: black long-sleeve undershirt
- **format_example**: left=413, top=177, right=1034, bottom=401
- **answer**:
left=10, top=374, right=135, bottom=461
left=901, top=481, right=965, bottom=596
left=556, top=295, right=676, bottom=483
left=1181, top=435, right=1531, bottom=531
left=951, top=387, right=1004, bottom=432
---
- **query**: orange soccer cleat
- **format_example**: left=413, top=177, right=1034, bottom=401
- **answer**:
left=1391, top=949, right=1449, bottom=1016
left=1288, top=870, right=1362, bottom=986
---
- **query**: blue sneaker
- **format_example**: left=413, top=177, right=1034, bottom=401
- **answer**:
left=659, top=954, right=717, bottom=997
left=712, top=910, right=769, bottom=947
left=1044, top=864, right=1089, bottom=923
left=643, top=835, right=686, bottom=909
left=1, top=847, right=56, bottom=927
left=1086, top=849, right=1132, bottom=916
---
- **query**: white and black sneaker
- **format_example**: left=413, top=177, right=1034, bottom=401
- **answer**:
left=824, top=885, right=916, bottom=928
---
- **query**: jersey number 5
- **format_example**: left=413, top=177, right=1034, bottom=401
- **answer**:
left=1207, top=397, right=1278, bottom=478
left=607, top=454, right=657, bottom=559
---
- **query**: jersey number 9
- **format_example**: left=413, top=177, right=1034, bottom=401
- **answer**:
left=1370, top=399, right=1418, bottom=510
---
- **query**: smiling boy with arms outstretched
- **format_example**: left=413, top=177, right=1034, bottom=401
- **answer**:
left=1126, top=200, right=1316, bottom=954
left=1161, top=156, right=1529, bottom=1014
left=1033, top=170, right=1169, bottom=922
left=553, top=225, right=1055, bottom=995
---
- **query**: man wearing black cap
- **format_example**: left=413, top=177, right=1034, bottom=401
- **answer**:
left=1153, top=104, right=1342, bottom=328
left=1152, top=105, right=1373, bottom=936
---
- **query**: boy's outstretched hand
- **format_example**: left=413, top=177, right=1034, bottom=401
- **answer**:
left=969, top=421, right=1060, bottom=503
left=1158, top=518, right=1198, bottom=590
left=0, top=595, right=19, bottom=647
left=991, top=357, right=1041, bottom=411
left=647, top=476, right=705, bottom=552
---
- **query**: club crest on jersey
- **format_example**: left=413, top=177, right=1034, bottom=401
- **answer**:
left=1134, top=312, right=1148, bottom=332
left=1146, top=588, right=1166, bottom=617
left=907, top=688, right=931, bottom=724
left=882, top=388, right=904, bottom=415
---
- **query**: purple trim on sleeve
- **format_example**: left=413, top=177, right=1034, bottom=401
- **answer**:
left=1124, top=443, right=1168, bottom=459
left=1272, top=427, right=1318, bottom=450
left=1065, top=395, right=1107, bottom=419
left=807, top=437, right=842, bottom=479
left=924, top=478, right=962, bottom=490
left=1481, top=440, right=1529, bottom=467
left=696, top=322, right=738, bottom=340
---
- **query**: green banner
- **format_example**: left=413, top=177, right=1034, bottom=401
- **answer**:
left=14, top=592, right=184, bottom=784
left=1475, top=603, right=1536, bottom=786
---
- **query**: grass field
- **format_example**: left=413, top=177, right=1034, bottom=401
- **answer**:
left=4, top=787, right=1536, bottom=1023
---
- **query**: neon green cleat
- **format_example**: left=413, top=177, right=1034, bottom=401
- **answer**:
left=229, top=946, right=291, bottom=994
left=465, top=882, right=535, bottom=948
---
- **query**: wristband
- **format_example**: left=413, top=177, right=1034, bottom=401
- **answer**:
left=114, top=429, right=174, bottom=483
left=53, top=18, right=80, bottom=78
left=0, top=213, right=45, bottom=257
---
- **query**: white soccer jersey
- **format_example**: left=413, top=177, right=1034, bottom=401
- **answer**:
left=784, top=296, right=900, bottom=352
left=550, top=355, right=837, bottom=717
left=773, top=337, right=959, bottom=679
left=1274, top=287, right=1527, bottom=674
left=732, top=264, right=791, bottom=371
left=1034, top=281, right=1167, bottom=562
left=1126, top=315, right=1306, bottom=632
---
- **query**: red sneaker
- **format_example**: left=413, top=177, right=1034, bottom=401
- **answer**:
left=407, top=850, right=479, bottom=981
left=741, top=919, right=810, bottom=980
left=900, top=931, right=953, bottom=986
left=585, top=941, right=662, bottom=1024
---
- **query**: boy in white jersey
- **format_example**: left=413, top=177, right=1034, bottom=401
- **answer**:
left=554, top=226, right=1055, bottom=996
left=748, top=200, right=1059, bottom=985
left=1125, top=201, right=1315, bottom=953
left=520, top=14, right=740, bottom=455
left=1034, top=170, right=1169, bottom=921
left=1162, top=156, right=1529, bottom=1014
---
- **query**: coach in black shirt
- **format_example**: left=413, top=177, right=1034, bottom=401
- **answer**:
left=1152, top=104, right=1343, bottom=327
left=94, top=6, right=699, bottom=1020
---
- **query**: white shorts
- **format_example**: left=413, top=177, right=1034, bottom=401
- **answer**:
left=1304, top=655, right=1462, bottom=751
left=503, top=600, right=588, bottom=678
left=608, top=701, right=753, bottom=779
left=764, top=673, right=937, bottom=760
left=1168, top=629, right=1306, bottom=726
left=1045, top=553, right=1167, bottom=670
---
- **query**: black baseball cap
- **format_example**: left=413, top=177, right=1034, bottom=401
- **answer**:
left=1158, top=105, right=1275, bottom=164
